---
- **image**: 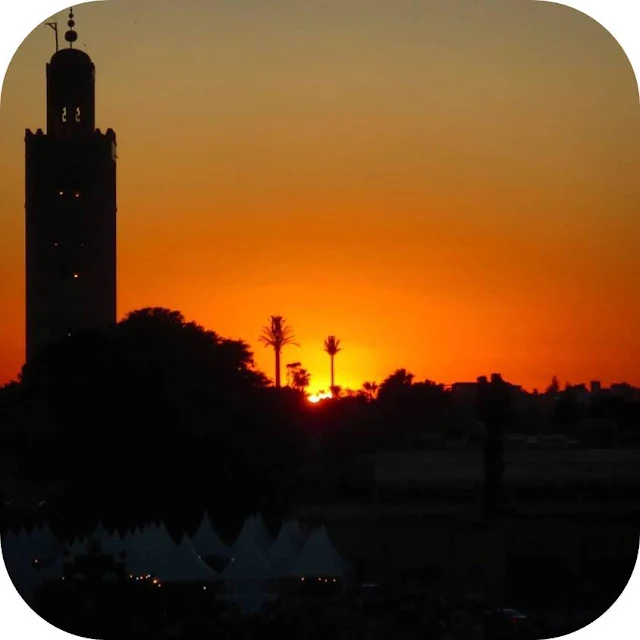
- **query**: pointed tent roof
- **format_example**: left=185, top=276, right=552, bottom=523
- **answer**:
left=283, top=519, right=307, bottom=551
left=223, top=533, right=276, bottom=581
left=250, top=514, right=273, bottom=550
left=102, top=531, right=126, bottom=557
left=190, top=512, right=231, bottom=558
left=156, top=536, right=219, bottom=583
left=11, top=528, right=36, bottom=559
left=269, top=521, right=305, bottom=575
left=288, top=526, right=347, bottom=578
left=62, top=537, right=84, bottom=559
left=2, top=530, right=23, bottom=557
left=233, top=515, right=272, bottom=556
left=2, top=535, right=30, bottom=572
left=28, top=524, right=59, bottom=558
left=3, top=529, right=18, bottom=547
left=124, top=524, right=175, bottom=575
left=132, top=522, right=175, bottom=557
left=90, top=521, right=108, bottom=540
left=70, top=537, right=87, bottom=555
left=154, top=521, right=176, bottom=552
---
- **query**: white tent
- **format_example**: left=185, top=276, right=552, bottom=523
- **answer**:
left=156, top=536, right=219, bottom=584
left=249, top=514, right=273, bottom=553
left=3, top=529, right=18, bottom=548
left=125, top=523, right=176, bottom=576
left=102, top=531, right=126, bottom=557
left=135, top=522, right=175, bottom=557
left=152, top=522, right=175, bottom=552
left=222, top=531, right=277, bottom=613
left=3, top=529, right=30, bottom=560
left=68, top=537, right=87, bottom=556
left=190, top=512, right=230, bottom=558
left=268, top=520, right=306, bottom=576
left=288, top=526, right=347, bottom=578
left=89, top=521, right=108, bottom=541
left=233, top=515, right=272, bottom=557
left=27, top=524, right=59, bottom=560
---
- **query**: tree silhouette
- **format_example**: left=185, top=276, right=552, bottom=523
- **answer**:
left=546, top=375, right=560, bottom=395
left=17, top=307, right=277, bottom=523
left=286, top=361, right=301, bottom=387
left=285, top=362, right=310, bottom=392
left=292, top=367, right=311, bottom=392
left=323, top=335, right=342, bottom=393
left=378, top=368, right=414, bottom=400
left=259, top=316, right=298, bottom=388
left=361, top=381, right=379, bottom=401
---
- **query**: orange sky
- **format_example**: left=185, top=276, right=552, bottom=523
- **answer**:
left=1, top=0, right=639, bottom=393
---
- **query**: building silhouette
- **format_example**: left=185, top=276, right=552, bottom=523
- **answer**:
left=24, top=10, right=117, bottom=362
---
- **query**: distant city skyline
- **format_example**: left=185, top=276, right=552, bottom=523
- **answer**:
left=1, top=0, right=639, bottom=393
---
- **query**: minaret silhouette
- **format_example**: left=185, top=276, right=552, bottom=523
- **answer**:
left=25, top=8, right=117, bottom=362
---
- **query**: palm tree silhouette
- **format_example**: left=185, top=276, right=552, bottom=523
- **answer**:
left=323, top=335, right=342, bottom=393
left=362, top=381, right=379, bottom=401
left=259, top=316, right=298, bottom=388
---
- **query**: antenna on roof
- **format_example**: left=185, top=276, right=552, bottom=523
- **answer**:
left=45, top=21, right=59, bottom=53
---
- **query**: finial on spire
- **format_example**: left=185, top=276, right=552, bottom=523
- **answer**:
left=64, top=7, right=77, bottom=48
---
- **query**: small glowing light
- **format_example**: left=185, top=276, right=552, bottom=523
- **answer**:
left=301, top=577, right=304, bottom=582
left=202, top=586, right=207, bottom=591
left=58, top=190, right=64, bottom=196
left=73, top=273, right=79, bottom=279
left=53, top=242, right=59, bottom=247
left=152, top=579, right=158, bottom=584
left=74, top=191, right=80, bottom=198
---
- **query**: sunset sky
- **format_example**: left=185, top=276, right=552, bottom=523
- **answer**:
left=1, top=0, right=639, bottom=393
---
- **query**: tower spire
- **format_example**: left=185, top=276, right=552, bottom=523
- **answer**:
left=64, top=7, right=77, bottom=48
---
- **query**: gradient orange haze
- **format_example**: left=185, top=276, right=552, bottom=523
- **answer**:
left=1, top=0, right=639, bottom=393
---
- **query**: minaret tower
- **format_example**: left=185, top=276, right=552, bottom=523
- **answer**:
left=25, top=8, right=117, bottom=362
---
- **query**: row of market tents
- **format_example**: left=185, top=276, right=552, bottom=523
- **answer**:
left=1, top=514, right=349, bottom=612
